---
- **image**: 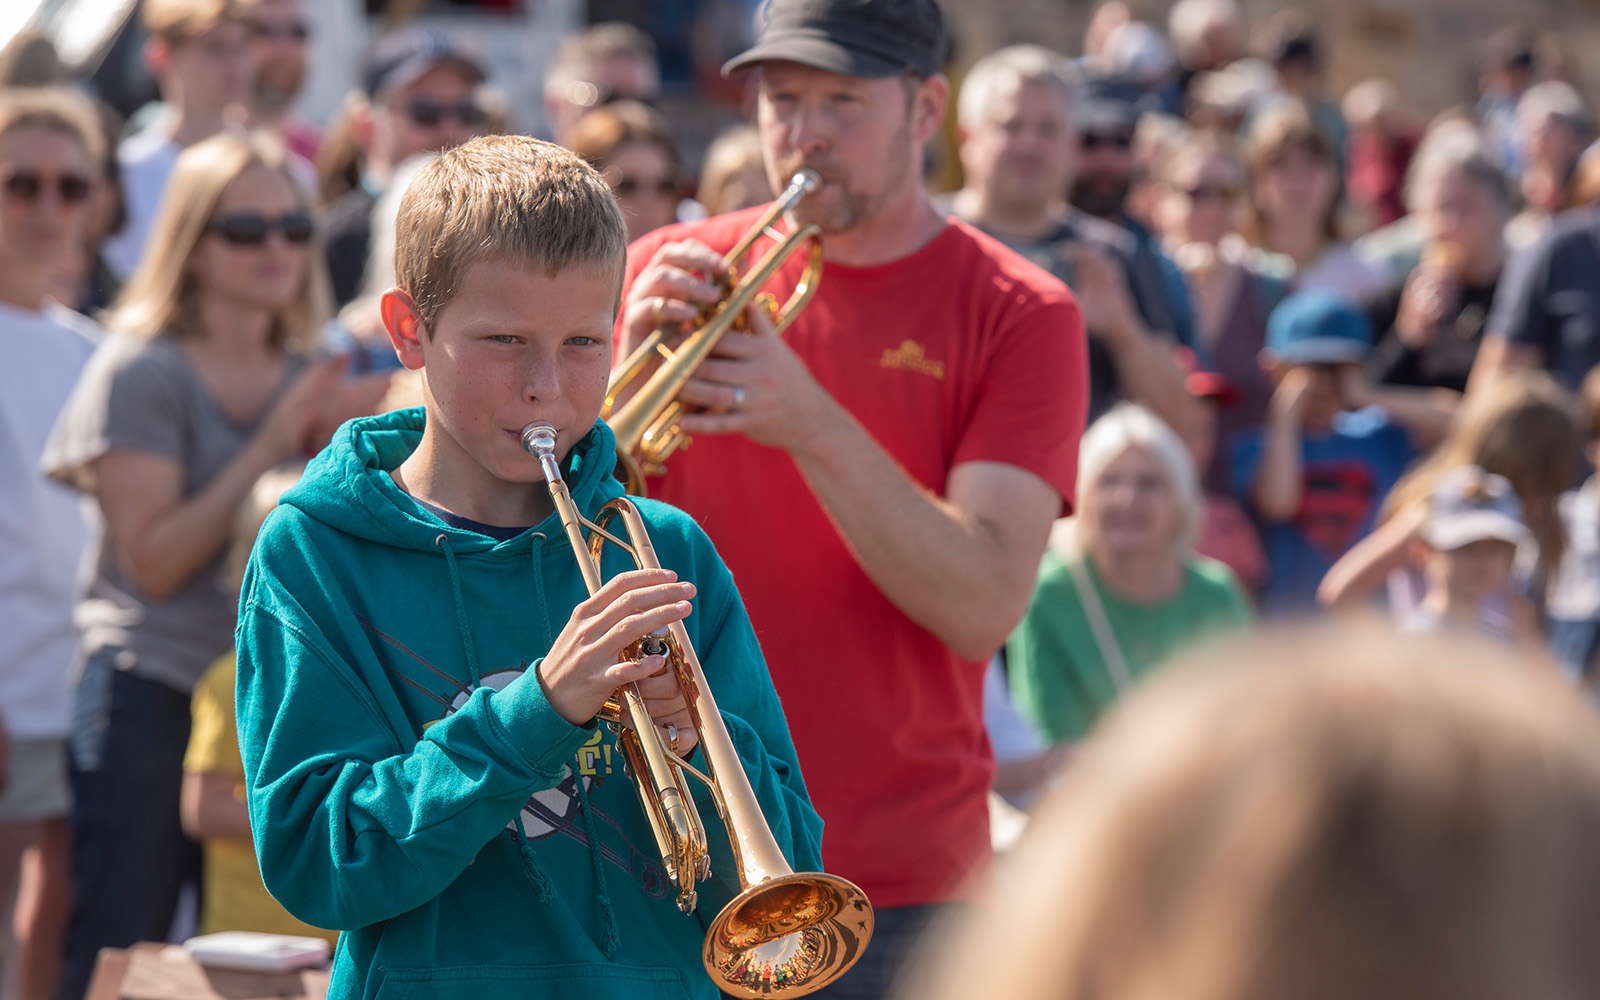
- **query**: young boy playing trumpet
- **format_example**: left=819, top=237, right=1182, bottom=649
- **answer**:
left=235, top=135, right=829, bottom=1000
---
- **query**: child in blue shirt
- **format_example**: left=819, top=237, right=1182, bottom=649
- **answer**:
left=1232, top=290, right=1457, bottom=616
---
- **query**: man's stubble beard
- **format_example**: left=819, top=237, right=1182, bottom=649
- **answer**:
left=253, top=64, right=305, bottom=114
left=777, top=117, right=916, bottom=236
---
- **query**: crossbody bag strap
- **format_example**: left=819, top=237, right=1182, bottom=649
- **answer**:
left=1066, top=556, right=1136, bottom=695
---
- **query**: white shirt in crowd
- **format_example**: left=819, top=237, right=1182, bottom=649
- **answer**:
left=99, top=126, right=180, bottom=281
left=0, top=301, right=102, bottom=739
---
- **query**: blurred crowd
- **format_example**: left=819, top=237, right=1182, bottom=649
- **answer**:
left=5, top=0, right=1600, bottom=997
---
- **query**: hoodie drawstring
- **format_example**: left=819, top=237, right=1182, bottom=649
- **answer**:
left=433, top=534, right=482, bottom=688
left=511, top=815, right=557, bottom=903
left=576, top=773, right=621, bottom=956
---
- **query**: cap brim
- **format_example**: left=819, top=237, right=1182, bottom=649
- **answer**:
left=375, top=54, right=487, bottom=97
left=1077, top=101, right=1138, bottom=134
left=1422, top=512, right=1531, bottom=551
left=1275, top=338, right=1370, bottom=365
left=722, top=30, right=909, bottom=78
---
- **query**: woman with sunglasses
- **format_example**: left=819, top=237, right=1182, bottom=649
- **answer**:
left=568, top=99, right=684, bottom=242
left=0, top=85, right=105, bottom=1000
left=41, top=131, right=376, bottom=1000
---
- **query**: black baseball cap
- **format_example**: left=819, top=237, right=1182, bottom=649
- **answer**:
left=722, top=0, right=950, bottom=79
left=364, top=27, right=488, bottom=98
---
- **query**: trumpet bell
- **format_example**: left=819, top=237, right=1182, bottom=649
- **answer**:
left=705, top=872, right=874, bottom=997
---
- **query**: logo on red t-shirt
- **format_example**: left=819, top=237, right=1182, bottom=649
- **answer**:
left=878, top=340, right=945, bottom=378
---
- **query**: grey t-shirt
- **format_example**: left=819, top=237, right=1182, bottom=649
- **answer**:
left=43, top=333, right=304, bottom=694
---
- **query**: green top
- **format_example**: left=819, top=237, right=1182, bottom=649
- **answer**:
left=1007, top=549, right=1253, bottom=744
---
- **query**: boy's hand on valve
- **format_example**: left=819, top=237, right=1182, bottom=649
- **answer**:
left=536, top=569, right=696, bottom=727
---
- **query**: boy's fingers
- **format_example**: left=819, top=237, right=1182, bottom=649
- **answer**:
left=585, top=582, right=695, bottom=635
left=580, top=570, right=682, bottom=615
left=600, top=601, right=694, bottom=652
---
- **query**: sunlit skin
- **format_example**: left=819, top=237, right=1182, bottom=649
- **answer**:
left=1071, top=128, right=1135, bottom=221
left=1085, top=446, right=1181, bottom=561
left=248, top=0, right=308, bottom=111
left=602, top=141, right=679, bottom=242
left=381, top=258, right=700, bottom=744
left=157, top=18, right=253, bottom=136
left=1423, top=171, right=1506, bottom=279
left=1423, top=537, right=1518, bottom=616
left=756, top=60, right=941, bottom=243
left=0, top=127, right=94, bottom=289
left=384, top=259, right=618, bottom=526
left=957, top=77, right=1077, bottom=230
left=1153, top=150, right=1243, bottom=249
left=371, top=65, right=487, bottom=178
left=1256, top=144, right=1338, bottom=264
left=1265, top=362, right=1349, bottom=434
left=187, top=164, right=307, bottom=313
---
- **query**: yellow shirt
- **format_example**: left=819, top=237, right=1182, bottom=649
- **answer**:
left=185, top=654, right=338, bottom=946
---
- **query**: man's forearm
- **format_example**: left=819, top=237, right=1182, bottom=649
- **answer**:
left=1103, top=323, right=1202, bottom=439
left=788, top=405, right=1054, bottom=662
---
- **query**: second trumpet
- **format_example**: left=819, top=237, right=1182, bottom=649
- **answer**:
left=605, top=169, right=825, bottom=493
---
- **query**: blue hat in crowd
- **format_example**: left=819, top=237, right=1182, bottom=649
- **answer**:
left=1265, top=289, right=1374, bottom=365
left=1421, top=465, right=1532, bottom=551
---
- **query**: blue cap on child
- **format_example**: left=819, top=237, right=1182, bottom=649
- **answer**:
left=1265, top=289, right=1374, bottom=365
left=1421, top=465, right=1532, bottom=551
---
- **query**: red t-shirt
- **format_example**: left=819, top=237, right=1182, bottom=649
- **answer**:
left=618, top=208, right=1087, bottom=907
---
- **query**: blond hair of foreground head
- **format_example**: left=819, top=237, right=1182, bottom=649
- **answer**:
left=392, top=133, right=627, bottom=332
left=906, top=625, right=1600, bottom=1000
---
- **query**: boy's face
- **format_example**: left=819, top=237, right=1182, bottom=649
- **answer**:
left=1427, top=537, right=1518, bottom=606
left=384, top=258, right=619, bottom=486
left=1269, top=360, right=1352, bottom=430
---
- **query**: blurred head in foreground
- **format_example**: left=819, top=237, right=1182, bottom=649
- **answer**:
left=905, top=624, right=1600, bottom=1000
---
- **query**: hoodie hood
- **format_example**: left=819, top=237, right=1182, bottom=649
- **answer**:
left=284, top=407, right=625, bottom=554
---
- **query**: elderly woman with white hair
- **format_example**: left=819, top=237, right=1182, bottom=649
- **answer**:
left=1008, top=404, right=1252, bottom=746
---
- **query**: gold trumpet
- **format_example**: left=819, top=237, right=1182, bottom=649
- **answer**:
left=606, top=169, right=825, bottom=494
left=522, top=424, right=874, bottom=997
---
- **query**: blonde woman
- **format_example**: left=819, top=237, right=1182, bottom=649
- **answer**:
left=1007, top=404, right=1251, bottom=746
left=41, top=131, right=379, bottom=999
left=905, top=624, right=1600, bottom=1000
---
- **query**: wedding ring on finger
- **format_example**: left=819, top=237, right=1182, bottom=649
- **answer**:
left=667, top=724, right=681, bottom=755
left=652, top=296, right=666, bottom=328
left=730, top=385, right=745, bottom=413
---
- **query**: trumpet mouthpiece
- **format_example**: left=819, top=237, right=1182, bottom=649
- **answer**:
left=793, top=168, right=821, bottom=193
left=522, top=423, right=557, bottom=456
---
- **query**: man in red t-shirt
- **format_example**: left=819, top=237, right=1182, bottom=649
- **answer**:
left=615, top=1, right=1087, bottom=994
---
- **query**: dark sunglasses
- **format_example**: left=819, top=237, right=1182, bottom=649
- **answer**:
left=1081, top=132, right=1135, bottom=151
left=252, top=20, right=309, bottom=41
left=205, top=211, right=316, bottom=246
left=2, top=169, right=93, bottom=204
left=613, top=176, right=678, bottom=198
left=406, top=98, right=488, bottom=128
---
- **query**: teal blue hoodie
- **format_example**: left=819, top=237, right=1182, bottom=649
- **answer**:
left=235, top=408, right=825, bottom=1000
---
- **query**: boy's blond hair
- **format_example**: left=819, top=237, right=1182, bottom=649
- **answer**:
left=392, top=134, right=628, bottom=331
left=0, top=86, right=104, bottom=165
